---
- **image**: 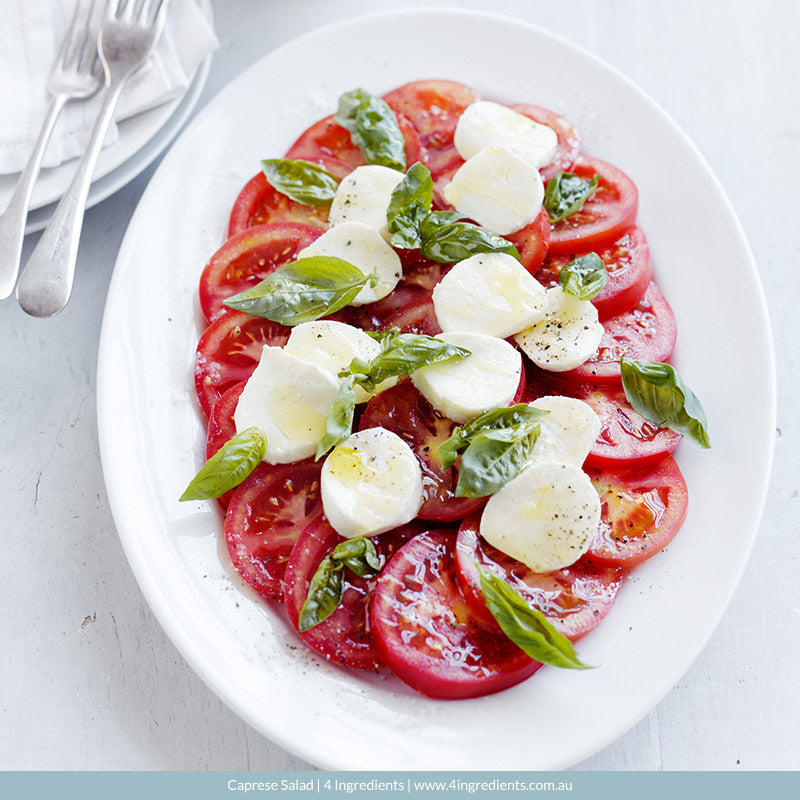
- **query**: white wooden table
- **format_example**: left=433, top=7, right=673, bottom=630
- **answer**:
left=1, top=0, right=797, bottom=771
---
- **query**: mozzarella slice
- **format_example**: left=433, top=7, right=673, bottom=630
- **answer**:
left=297, top=221, right=402, bottom=305
left=442, top=145, right=544, bottom=236
left=411, top=331, right=522, bottom=424
left=514, top=286, right=604, bottom=371
left=527, top=396, right=600, bottom=467
left=455, top=100, right=558, bottom=169
left=328, top=164, right=405, bottom=239
left=480, top=460, right=601, bottom=573
left=284, top=319, right=396, bottom=403
left=234, top=345, right=339, bottom=464
left=432, top=252, right=547, bottom=337
left=321, top=427, right=424, bottom=538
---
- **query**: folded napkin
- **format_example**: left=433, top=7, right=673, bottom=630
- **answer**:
left=0, top=0, right=218, bottom=175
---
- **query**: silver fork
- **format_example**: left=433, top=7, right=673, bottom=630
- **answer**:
left=17, top=0, right=170, bottom=318
left=0, top=0, right=103, bottom=300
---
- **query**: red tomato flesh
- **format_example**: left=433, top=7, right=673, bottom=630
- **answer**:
left=370, top=530, right=541, bottom=698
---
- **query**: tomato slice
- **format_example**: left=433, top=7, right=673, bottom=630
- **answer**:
left=358, top=380, right=487, bottom=522
left=223, top=461, right=323, bottom=601
left=547, top=156, right=638, bottom=256
left=379, top=290, right=441, bottom=336
left=284, top=111, right=423, bottom=172
left=586, top=456, right=689, bottom=568
left=455, top=513, right=624, bottom=640
left=506, top=208, right=551, bottom=274
left=535, top=225, right=653, bottom=320
left=370, top=529, right=541, bottom=698
left=509, top=103, right=582, bottom=182
left=194, top=309, right=291, bottom=417
left=283, top=518, right=425, bottom=670
left=199, top=223, right=322, bottom=323
left=383, top=80, right=481, bottom=176
left=205, top=381, right=246, bottom=509
left=565, top=281, right=677, bottom=383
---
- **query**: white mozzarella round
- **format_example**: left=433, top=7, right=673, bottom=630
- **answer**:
left=234, top=345, right=339, bottom=464
left=297, top=221, right=402, bottom=305
left=454, top=100, right=559, bottom=168
left=321, top=427, right=424, bottom=538
left=411, top=331, right=522, bottom=424
left=442, top=145, right=544, bottom=236
left=328, top=164, right=405, bottom=239
left=527, top=396, right=600, bottom=467
left=284, top=319, right=396, bottom=402
left=432, top=252, right=547, bottom=337
left=480, top=460, right=601, bottom=573
left=514, top=286, right=604, bottom=371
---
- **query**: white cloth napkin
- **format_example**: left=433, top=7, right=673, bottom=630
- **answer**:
left=0, top=0, right=218, bottom=175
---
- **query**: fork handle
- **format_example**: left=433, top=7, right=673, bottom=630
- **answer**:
left=17, top=80, right=125, bottom=317
left=0, top=94, right=68, bottom=300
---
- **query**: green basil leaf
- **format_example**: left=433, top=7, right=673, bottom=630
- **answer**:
left=479, top=567, right=593, bottom=670
left=419, top=215, right=520, bottom=263
left=544, top=171, right=601, bottom=223
left=261, top=158, right=339, bottom=207
left=368, top=332, right=471, bottom=387
left=316, top=375, right=358, bottom=460
left=224, top=256, right=376, bottom=325
left=335, top=88, right=406, bottom=171
left=559, top=252, right=608, bottom=301
left=620, top=357, right=711, bottom=448
left=298, top=555, right=344, bottom=632
left=179, top=427, right=265, bottom=501
left=330, top=536, right=381, bottom=577
left=386, top=162, right=434, bottom=249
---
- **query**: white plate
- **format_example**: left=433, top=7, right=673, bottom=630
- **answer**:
left=97, top=9, right=775, bottom=770
left=1, top=0, right=213, bottom=234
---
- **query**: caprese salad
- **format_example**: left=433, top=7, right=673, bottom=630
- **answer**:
left=182, top=80, right=710, bottom=699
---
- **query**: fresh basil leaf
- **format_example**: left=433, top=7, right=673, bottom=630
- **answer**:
left=316, top=376, right=358, bottom=460
left=386, top=162, right=434, bottom=249
left=367, top=332, right=471, bottom=388
left=544, top=171, right=601, bottom=223
left=223, top=256, right=376, bottom=325
left=298, top=555, right=344, bottom=632
left=479, top=567, right=593, bottom=670
left=261, top=158, right=339, bottom=207
left=179, top=427, right=265, bottom=501
left=419, top=215, right=520, bottom=263
left=330, top=536, right=381, bottom=577
left=335, top=88, right=406, bottom=171
left=559, top=252, right=608, bottom=301
left=455, top=428, right=539, bottom=498
left=620, top=357, right=711, bottom=448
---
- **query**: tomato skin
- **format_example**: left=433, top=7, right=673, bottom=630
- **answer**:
left=586, top=456, right=688, bottom=568
left=370, top=530, right=541, bottom=698
left=224, top=461, right=324, bottom=601
left=565, top=281, right=676, bottom=384
left=283, top=518, right=425, bottom=670
left=547, top=156, right=638, bottom=256
left=455, top=513, right=624, bottom=640
left=535, top=226, right=653, bottom=320
left=205, top=381, right=246, bottom=509
left=506, top=208, right=551, bottom=275
left=194, top=309, right=291, bottom=417
left=199, top=223, right=322, bottom=323
left=509, top=103, right=582, bottom=182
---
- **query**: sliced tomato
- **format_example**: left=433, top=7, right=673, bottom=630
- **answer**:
left=565, top=281, right=676, bottom=383
left=455, top=513, right=624, bottom=640
left=284, top=111, right=423, bottom=172
left=509, top=103, right=582, bottom=182
left=283, top=518, right=425, bottom=670
left=194, top=309, right=290, bottom=417
left=586, top=456, right=688, bottom=568
left=547, top=156, right=638, bottom=256
left=199, top=223, right=322, bottom=323
left=535, top=226, right=653, bottom=320
left=506, top=208, right=551, bottom=274
left=379, top=290, right=441, bottom=336
left=227, top=157, right=351, bottom=237
left=223, top=461, right=323, bottom=601
left=359, top=380, right=487, bottom=522
left=370, top=529, right=541, bottom=698
left=205, top=381, right=246, bottom=509
left=383, top=80, right=481, bottom=176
